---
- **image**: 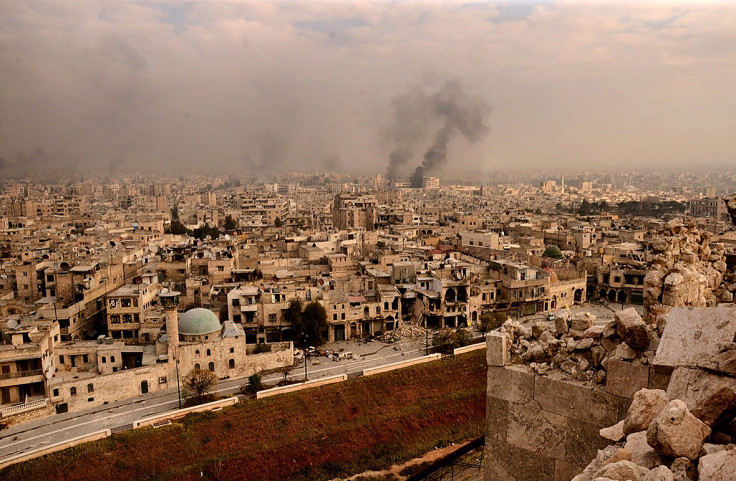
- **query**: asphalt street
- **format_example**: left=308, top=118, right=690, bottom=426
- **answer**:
left=0, top=338, right=428, bottom=462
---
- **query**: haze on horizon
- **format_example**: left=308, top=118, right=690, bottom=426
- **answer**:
left=1, top=0, right=735, bottom=178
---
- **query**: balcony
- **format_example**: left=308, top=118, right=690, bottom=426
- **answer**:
left=0, top=369, right=43, bottom=380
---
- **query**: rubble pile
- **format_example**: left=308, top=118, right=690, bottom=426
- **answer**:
left=572, top=306, right=736, bottom=481
left=643, top=220, right=734, bottom=324
left=496, top=307, right=657, bottom=386
left=386, top=323, right=426, bottom=341
left=573, top=387, right=736, bottom=481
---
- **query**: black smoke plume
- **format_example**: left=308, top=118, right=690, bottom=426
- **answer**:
left=387, top=80, right=490, bottom=186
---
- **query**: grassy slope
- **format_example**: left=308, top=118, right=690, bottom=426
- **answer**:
left=1, top=351, right=486, bottom=481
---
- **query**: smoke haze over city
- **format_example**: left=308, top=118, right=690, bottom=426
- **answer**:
left=2, top=1, right=736, bottom=177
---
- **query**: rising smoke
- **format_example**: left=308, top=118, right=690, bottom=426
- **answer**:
left=386, top=80, right=491, bottom=187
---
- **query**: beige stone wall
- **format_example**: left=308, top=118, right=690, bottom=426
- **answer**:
left=50, top=363, right=171, bottom=413
left=484, top=363, right=670, bottom=481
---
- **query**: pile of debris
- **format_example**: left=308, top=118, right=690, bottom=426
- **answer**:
left=385, top=323, right=427, bottom=341
left=643, top=220, right=734, bottom=324
left=497, top=307, right=657, bottom=386
left=573, top=387, right=735, bottom=481
left=572, top=305, right=736, bottom=481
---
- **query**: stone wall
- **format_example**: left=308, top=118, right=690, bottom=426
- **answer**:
left=484, top=334, right=671, bottom=481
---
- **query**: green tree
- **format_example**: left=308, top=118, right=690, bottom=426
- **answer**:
left=167, top=219, right=189, bottom=235
left=223, top=215, right=237, bottom=231
left=283, top=299, right=303, bottom=328
left=274, top=216, right=283, bottom=227
left=183, top=368, right=218, bottom=405
left=298, top=301, right=328, bottom=347
left=476, top=313, right=499, bottom=337
left=432, top=328, right=474, bottom=354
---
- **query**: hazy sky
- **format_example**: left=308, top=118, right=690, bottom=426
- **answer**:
left=1, top=1, right=735, bottom=177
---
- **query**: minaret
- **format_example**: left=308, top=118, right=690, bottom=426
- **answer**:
left=160, top=290, right=181, bottom=367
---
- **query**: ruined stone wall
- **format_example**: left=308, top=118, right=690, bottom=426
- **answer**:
left=484, top=334, right=671, bottom=481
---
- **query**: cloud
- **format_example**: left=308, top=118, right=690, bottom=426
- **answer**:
left=1, top=1, right=735, bottom=177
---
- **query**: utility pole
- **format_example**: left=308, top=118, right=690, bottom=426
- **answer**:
left=176, top=358, right=181, bottom=409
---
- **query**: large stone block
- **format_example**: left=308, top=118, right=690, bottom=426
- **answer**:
left=646, top=400, right=711, bottom=460
left=535, top=376, right=619, bottom=427
left=554, top=459, right=583, bottom=481
left=487, top=331, right=510, bottom=366
left=666, top=367, right=736, bottom=426
left=616, top=308, right=651, bottom=350
left=623, top=389, right=668, bottom=435
left=507, top=402, right=567, bottom=459
left=484, top=437, right=556, bottom=481
left=566, top=416, right=611, bottom=468
left=654, top=307, right=736, bottom=374
left=488, top=366, right=534, bottom=405
left=606, top=359, right=650, bottom=399
left=486, top=396, right=509, bottom=442
left=698, top=448, right=736, bottom=481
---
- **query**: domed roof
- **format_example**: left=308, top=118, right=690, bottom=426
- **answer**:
left=543, top=245, right=563, bottom=259
left=178, top=308, right=221, bottom=336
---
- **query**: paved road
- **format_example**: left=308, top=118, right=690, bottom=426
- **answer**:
left=0, top=338, right=429, bottom=463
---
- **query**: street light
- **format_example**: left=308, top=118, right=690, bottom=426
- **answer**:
left=176, top=358, right=181, bottom=409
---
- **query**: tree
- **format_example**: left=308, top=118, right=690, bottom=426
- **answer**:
left=223, top=215, right=237, bottom=231
left=274, top=216, right=283, bottom=227
left=298, top=301, right=328, bottom=347
left=183, top=368, right=218, bottom=405
left=167, top=219, right=189, bottom=235
left=432, top=328, right=474, bottom=354
left=476, top=313, right=499, bottom=337
left=283, top=299, right=303, bottom=329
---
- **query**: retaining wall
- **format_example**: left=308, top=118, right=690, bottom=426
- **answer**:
left=483, top=334, right=671, bottom=481
left=256, top=374, right=348, bottom=399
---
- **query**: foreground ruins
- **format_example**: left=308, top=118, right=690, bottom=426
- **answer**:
left=483, top=206, right=736, bottom=481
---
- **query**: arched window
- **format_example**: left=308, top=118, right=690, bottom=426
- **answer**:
left=208, top=362, right=215, bottom=372
left=229, top=347, right=234, bottom=353
left=194, top=363, right=200, bottom=370
left=70, top=387, right=77, bottom=396
left=229, top=359, right=235, bottom=369
left=87, top=383, right=94, bottom=393
left=195, top=350, right=200, bottom=356
left=207, top=349, right=211, bottom=356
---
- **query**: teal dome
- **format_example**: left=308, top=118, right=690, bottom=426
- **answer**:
left=543, top=245, right=563, bottom=259
left=179, top=308, right=221, bottom=336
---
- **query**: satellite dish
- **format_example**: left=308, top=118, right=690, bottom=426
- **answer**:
left=224, top=234, right=230, bottom=240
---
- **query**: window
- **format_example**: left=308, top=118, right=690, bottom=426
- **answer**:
left=70, top=387, right=77, bottom=396
left=82, top=354, right=88, bottom=363
left=333, top=314, right=337, bottom=321
left=206, top=349, right=211, bottom=356
left=102, top=357, right=106, bottom=364
left=195, top=350, right=200, bottom=356
left=341, top=313, right=345, bottom=320
left=194, top=363, right=200, bottom=370
left=53, top=388, right=59, bottom=397
left=88, top=397, right=94, bottom=402
left=110, top=356, right=116, bottom=363
left=232, top=298, right=240, bottom=307
left=87, top=383, right=94, bottom=393
left=59, top=355, right=65, bottom=364
left=269, top=314, right=277, bottom=323
left=230, top=347, right=234, bottom=353
left=208, top=362, right=215, bottom=372
left=229, top=359, right=235, bottom=369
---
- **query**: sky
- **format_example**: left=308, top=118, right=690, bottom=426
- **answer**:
left=1, top=1, right=735, bottom=178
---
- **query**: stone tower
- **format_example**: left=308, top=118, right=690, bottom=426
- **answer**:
left=160, top=290, right=181, bottom=365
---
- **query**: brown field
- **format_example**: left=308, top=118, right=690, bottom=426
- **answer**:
left=0, top=351, right=486, bottom=481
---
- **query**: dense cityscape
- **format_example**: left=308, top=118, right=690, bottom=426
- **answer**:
left=0, top=170, right=735, bottom=479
